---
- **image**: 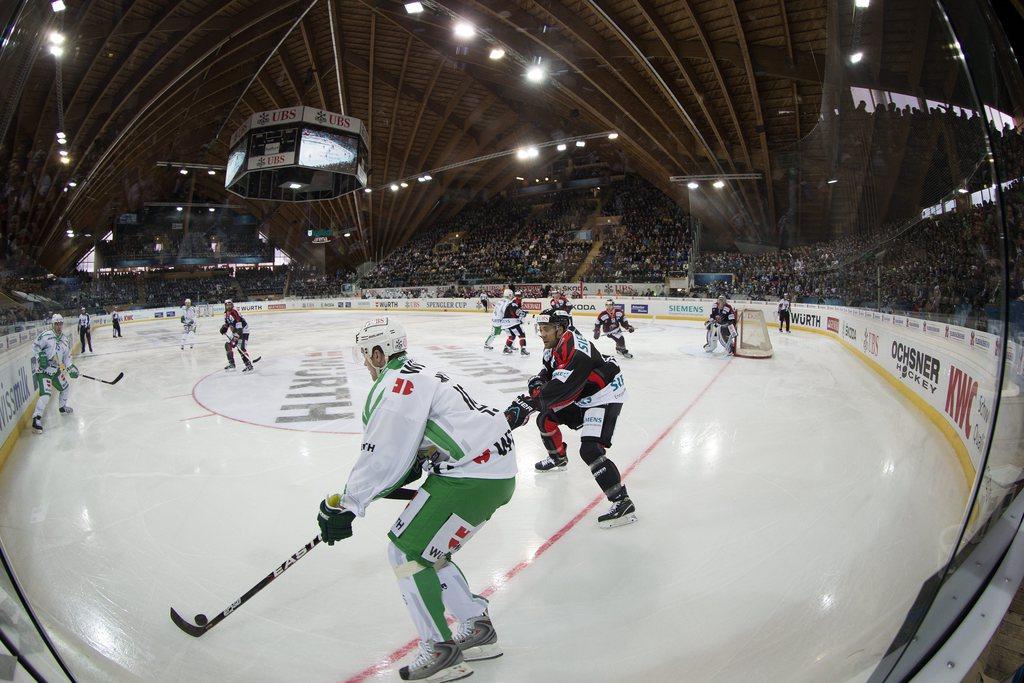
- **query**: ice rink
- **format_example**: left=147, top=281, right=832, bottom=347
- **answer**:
left=0, top=310, right=968, bottom=682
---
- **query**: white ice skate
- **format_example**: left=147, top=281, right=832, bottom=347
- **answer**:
left=399, top=640, right=472, bottom=681
left=454, top=612, right=502, bottom=661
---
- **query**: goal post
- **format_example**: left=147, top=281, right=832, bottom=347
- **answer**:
left=735, top=309, right=773, bottom=358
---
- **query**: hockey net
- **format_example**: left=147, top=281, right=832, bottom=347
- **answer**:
left=196, top=303, right=215, bottom=318
left=735, top=309, right=773, bottom=358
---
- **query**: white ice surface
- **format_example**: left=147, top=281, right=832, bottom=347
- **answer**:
left=0, top=312, right=967, bottom=682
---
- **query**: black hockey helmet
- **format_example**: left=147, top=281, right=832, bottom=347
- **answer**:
left=537, top=307, right=572, bottom=330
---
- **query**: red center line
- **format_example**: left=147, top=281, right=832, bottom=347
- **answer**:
left=342, top=358, right=734, bottom=683
left=179, top=413, right=215, bottom=422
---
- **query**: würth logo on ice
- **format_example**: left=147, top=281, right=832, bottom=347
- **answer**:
left=276, top=352, right=353, bottom=423
left=945, top=366, right=978, bottom=438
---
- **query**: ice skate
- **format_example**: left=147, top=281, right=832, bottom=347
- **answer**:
left=398, top=640, right=472, bottom=681
left=225, top=362, right=236, bottom=371
left=59, top=406, right=73, bottom=414
left=535, top=453, right=568, bottom=472
left=454, top=612, right=502, bottom=661
left=598, top=496, right=637, bottom=529
left=242, top=364, right=254, bottom=373
left=617, top=348, right=633, bottom=359
left=502, top=346, right=513, bottom=355
left=31, top=416, right=42, bottom=433
left=484, top=343, right=493, bottom=350
left=519, top=347, right=530, bottom=356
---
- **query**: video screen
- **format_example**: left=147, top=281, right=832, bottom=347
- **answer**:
left=225, top=139, right=247, bottom=187
left=299, top=127, right=358, bottom=174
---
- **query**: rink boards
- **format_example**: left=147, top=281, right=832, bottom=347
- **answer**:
left=0, top=295, right=1016, bottom=493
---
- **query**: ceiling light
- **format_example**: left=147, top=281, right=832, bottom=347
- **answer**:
left=57, top=138, right=66, bottom=145
left=544, top=177, right=549, bottom=181
left=48, top=45, right=63, bottom=57
left=535, top=179, right=540, bottom=183
left=687, top=181, right=699, bottom=189
left=364, top=187, right=372, bottom=193
left=607, top=132, right=619, bottom=140
left=179, top=168, right=188, bottom=175
left=176, top=207, right=183, bottom=211
left=58, top=150, right=68, bottom=157
left=417, top=176, right=427, bottom=182
left=51, top=0, right=66, bottom=11
left=400, top=181, right=408, bottom=188
left=827, top=178, right=838, bottom=184
left=489, top=48, right=505, bottom=60
left=713, top=179, right=725, bottom=189
left=208, top=207, right=215, bottom=212
left=207, top=169, right=216, bottom=175
left=343, top=232, right=351, bottom=238
left=67, top=181, right=77, bottom=187
left=404, top=1, right=423, bottom=13
left=48, top=32, right=65, bottom=45
left=60, top=156, right=70, bottom=164
left=958, top=187, right=969, bottom=194
left=515, top=176, right=524, bottom=180
left=855, top=0, right=870, bottom=7
left=575, top=140, right=586, bottom=148
left=525, top=65, right=545, bottom=83
left=288, top=182, right=302, bottom=189
left=56, top=131, right=65, bottom=139
left=453, top=21, right=475, bottom=40
left=424, top=174, right=432, bottom=180
left=390, top=184, right=399, bottom=192
left=556, top=143, right=567, bottom=151
left=849, top=51, right=863, bottom=64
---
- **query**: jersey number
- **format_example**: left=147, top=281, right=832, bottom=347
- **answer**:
left=392, top=378, right=414, bottom=395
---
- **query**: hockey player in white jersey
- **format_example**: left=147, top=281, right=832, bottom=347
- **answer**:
left=317, top=317, right=517, bottom=682
left=180, top=298, right=197, bottom=350
left=484, top=288, right=512, bottom=350
left=31, top=314, right=78, bottom=433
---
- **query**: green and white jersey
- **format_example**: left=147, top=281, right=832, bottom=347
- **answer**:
left=489, top=298, right=508, bottom=325
left=341, top=356, right=517, bottom=516
left=182, top=306, right=197, bottom=324
left=31, top=329, right=72, bottom=373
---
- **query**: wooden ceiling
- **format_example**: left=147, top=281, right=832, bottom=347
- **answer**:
left=9, top=0, right=989, bottom=272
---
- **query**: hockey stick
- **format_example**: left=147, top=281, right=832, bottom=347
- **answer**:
left=79, top=372, right=124, bottom=385
left=170, top=487, right=417, bottom=637
left=222, top=332, right=261, bottom=366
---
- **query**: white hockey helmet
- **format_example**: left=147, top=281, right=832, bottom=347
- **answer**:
left=355, top=317, right=407, bottom=359
left=184, top=298, right=192, bottom=306
left=605, top=298, right=616, bottom=307
left=224, top=299, right=233, bottom=307
left=503, top=288, right=513, bottom=298
left=51, top=313, right=64, bottom=325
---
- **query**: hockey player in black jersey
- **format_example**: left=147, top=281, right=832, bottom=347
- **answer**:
left=504, top=308, right=636, bottom=528
left=594, top=299, right=635, bottom=358
left=704, top=296, right=737, bottom=355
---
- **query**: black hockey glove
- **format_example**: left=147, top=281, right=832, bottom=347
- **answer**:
left=317, top=494, right=355, bottom=545
left=704, top=320, right=712, bottom=329
left=626, top=325, right=635, bottom=333
left=504, top=394, right=538, bottom=430
left=593, top=330, right=601, bottom=340
left=527, top=375, right=546, bottom=398
left=219, top=324, right=229, bottom=335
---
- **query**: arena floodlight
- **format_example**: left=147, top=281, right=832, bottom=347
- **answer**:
left=489, top=48, right=505, bottom=60
left=67, top=181, right=77, bottom=187
left=515, top=176, right=524, bottom=180
left=854, top=0, right=870, bottom=7
left=364, top=187, right=372, bottom=193
left=424, top=174, right=432, bottom=180
left=556, top=143, right=567, bottom=151
left=849, top=51, right=863, bottom=64
left=176, top=207, right=183, bottom=211
left=390, top=184, right=399, bottom=192
left=51, top=0, right=66, bottom=11
left=453, top=21, right=475, bottom=40
left=207, top=169, right=216, bottom=175
left=343, top=232, right=351, bottom=237
left=608, top=132, right=619, bottom=140
left=526, top=65, right=545, bottom=83
left=827, top=178, right=838, bottom=184
left=60, top=156, right=70, bottom=164
left=575, top=140, right=586, bottom=147
left=404, top=2, right=424, bottom=13
left=687, top=181, right=699, bottom=189
left=958, top=188, right=969, bottom=194
left=179, top=168, right=188, bottom=175
left=59, top=150, right=68, bottom=157
left=208, top=207, right=215, bottom=212
left=48, top=44, right=63, bottom=57
left=400, top=181, right=409, bottom=188
left=48, top=32, right=65, bottom=45
left=56, top=131, right=66, bottom=139
left=713, top=179, right=725, bottom=189
left=288, top=182, right=302, bottom=189
left=57, top=138, right=66, bottom=145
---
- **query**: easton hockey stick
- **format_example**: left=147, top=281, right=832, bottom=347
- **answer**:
left=79, top=372, right=124, bottom=385
left=170, top=487, right=417, bottom=637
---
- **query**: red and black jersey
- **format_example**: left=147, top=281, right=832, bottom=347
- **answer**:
left=224, top=308, right=249, bottom=333
left=550, top=295, right=572, bottom=312
left=534, top=328, right=621, bottom=412
left=709, top=303, right=736, bottom=326
left=595, top=309, right=632, bottom=335
left=501, top=299, right=524, bottom=320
